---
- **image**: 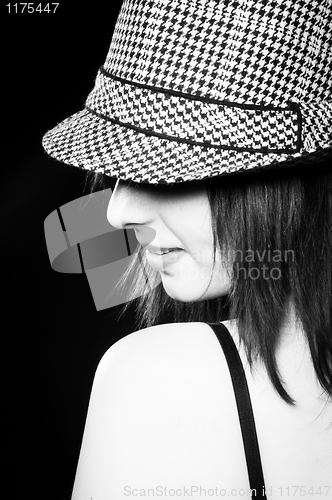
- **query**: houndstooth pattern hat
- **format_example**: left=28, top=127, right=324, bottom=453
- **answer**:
left=42, top=0, right=332, bottom=184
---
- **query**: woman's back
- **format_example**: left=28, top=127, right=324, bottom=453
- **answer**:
left=71, top=319, right=332, bottom=499
left=41, top=0, right=332, bottom=498
left=225, top=318, right=332, bottom=497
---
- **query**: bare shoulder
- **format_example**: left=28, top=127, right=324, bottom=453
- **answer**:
left=107, top=320, right=216, bottom=349
left=72, top=321, right=249, bottom=497
left=93, top=321, right=237, bottom=404
left=96, top=321, right=220, bottom=375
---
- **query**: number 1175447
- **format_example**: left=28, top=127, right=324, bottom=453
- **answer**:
left=6, top=3, right=59, bottom=13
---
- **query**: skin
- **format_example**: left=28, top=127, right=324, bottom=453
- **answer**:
left=107, top=179, right=232, bottom=302
left=69, top=179, right=332, bottom=499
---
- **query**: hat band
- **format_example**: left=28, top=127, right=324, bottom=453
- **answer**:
left=85, top=66, right=302, bottom=154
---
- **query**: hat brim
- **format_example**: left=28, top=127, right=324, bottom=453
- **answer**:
left=42, top=108, right=331, bottom=184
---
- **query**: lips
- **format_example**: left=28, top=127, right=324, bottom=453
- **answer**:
left=145, top=248, right=184, bottom=271
left=150, top=248, right=179, bottom=255
left=145, top=245, right=182, bottom=255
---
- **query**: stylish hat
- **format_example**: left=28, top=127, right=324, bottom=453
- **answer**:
left=42, top=0, right=332, bottom=184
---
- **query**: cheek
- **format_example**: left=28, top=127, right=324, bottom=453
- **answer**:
left=184, top=226, right=215, bottom=265
left=173, top=210, right=213, bottom=255
left=189, top=247, right=231, bottom=288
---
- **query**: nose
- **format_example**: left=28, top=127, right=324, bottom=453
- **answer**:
left=107, top=179, right=154, bottom=230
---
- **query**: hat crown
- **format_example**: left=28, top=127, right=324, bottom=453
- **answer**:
left=42, top=0, right=332, bottom=185
left=104, top=0, right=332, bottom=104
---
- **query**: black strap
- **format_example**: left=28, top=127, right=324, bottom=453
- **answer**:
left=208, top=322, right=267, bottom=500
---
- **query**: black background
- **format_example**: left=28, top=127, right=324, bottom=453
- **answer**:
left=2, top=3, right=138, bottom=499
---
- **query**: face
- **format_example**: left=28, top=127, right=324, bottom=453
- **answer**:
left=107, top=179, right=231, bottom=302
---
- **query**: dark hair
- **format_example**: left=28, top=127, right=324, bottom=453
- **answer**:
left=87, top=159, right=332, bottom=405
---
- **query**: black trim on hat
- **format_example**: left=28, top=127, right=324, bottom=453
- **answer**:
left=85, top=104, right=302, bottom=155
left=100, top=66, right=300, bottom=113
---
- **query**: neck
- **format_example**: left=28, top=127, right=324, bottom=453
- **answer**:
left=276, top=299, right=327, bottom=406
left=278, top=299, right=305, bottom=346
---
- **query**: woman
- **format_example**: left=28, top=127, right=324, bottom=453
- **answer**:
left=42, top=0, right=332, bottom=498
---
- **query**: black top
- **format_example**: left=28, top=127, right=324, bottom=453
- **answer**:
left=208, top=322, right=267, bottom=500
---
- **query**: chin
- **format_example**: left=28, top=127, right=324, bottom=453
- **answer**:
left=162, top=279, right=229, bottom=303
left=163, top=288, right=199, bottom=302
